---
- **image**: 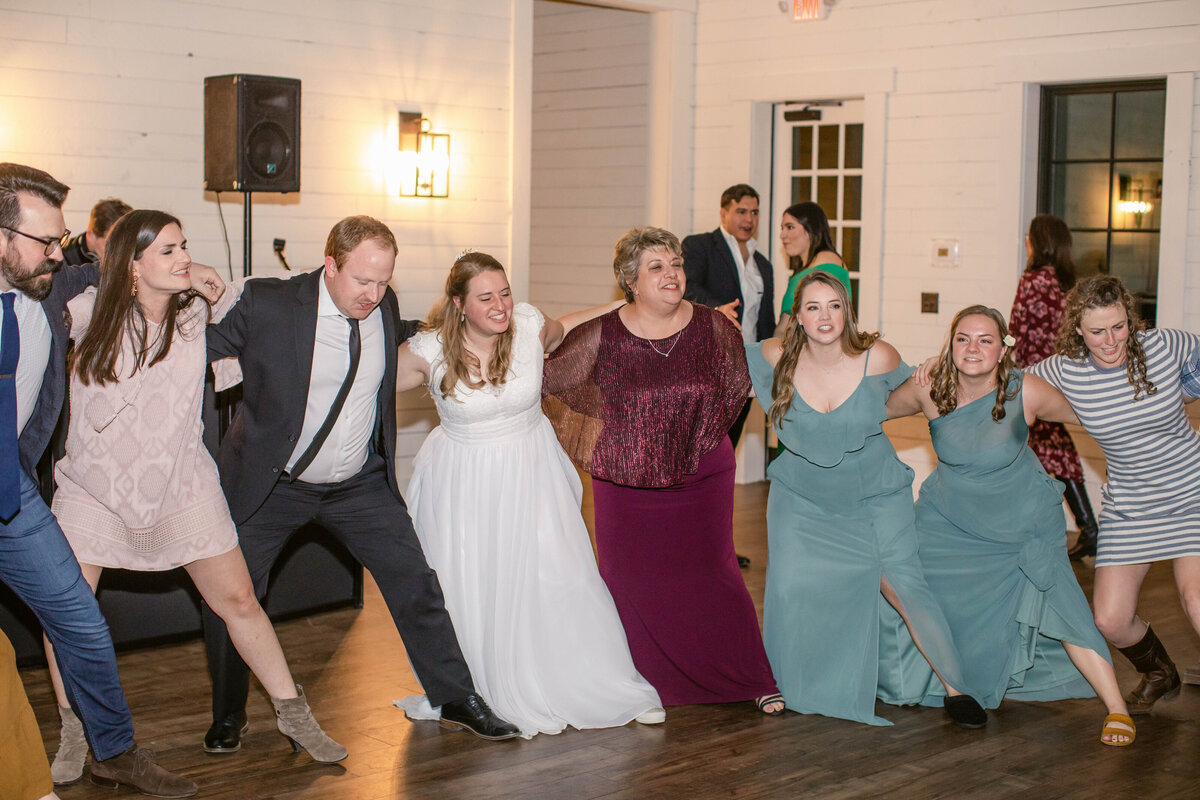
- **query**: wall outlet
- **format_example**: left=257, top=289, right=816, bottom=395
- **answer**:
left=921, top=293, right=939, bottom=313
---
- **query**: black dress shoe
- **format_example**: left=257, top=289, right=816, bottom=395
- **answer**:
left=203, top=711, right=249, bottom=753
left=439, top=695, right=520, bottom=741
left=944, top=695, right=987, bottom=729
left=737, top=554, right=751, bottom=569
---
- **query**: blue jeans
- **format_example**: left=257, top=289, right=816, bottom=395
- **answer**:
left=0, top=471, right=133, bottom=760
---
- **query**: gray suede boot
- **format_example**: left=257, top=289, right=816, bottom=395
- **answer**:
left=271, top=684, right=348, bottom=763
left=51, top=705, right=88, bottom=785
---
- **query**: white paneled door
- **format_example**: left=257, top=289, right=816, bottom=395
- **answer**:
left=771, top=100, right=865, bottom=316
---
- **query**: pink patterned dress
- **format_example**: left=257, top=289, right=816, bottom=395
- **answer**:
left=52, top=287, right=241, bottom=570
left=1008, top=266, right=1083, bottom=481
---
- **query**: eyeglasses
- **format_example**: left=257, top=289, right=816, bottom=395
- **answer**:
left=0, top=226, right=71, bottom=257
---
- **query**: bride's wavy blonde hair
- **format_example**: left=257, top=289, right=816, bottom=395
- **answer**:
left=424, top=251, right=515, bottom=400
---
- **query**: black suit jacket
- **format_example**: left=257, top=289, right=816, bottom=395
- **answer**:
left=682, top=228, right=775, bottom=342
left=206, top=268, right=419, bottom=524
left=17, top=262, right=98, bottom=479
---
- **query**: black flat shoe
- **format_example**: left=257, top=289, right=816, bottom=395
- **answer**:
left=203, top=711, right=249, bottom=753
left=439, top=694, right=520, bottom=741
left=944, top=695, right=987, bottom=729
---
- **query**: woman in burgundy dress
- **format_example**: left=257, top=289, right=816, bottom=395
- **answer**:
left=1009, top=214, right=1099, bottom=560
left=542, top=227, right=783, bottom=714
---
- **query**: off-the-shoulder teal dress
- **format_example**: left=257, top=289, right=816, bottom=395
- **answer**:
left=915, top=371, right=1109, bottom=708
left=748, top=343, right=969, bottom=726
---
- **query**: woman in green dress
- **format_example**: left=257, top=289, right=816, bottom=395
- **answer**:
left=774, top=202, right=851, bottom=337
left=748, top=271, right=985, bottom=727
left=888, top=306, right=1133, bottom=746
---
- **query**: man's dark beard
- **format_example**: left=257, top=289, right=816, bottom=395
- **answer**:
left=0, top=249, right=57, bottom=301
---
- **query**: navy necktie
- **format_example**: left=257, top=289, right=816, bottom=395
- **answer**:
left=1, top=292, right=21, bottom=520
left=289, top=317, right=361, bottom=482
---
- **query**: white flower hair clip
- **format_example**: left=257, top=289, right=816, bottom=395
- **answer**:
left=1003, top=334, right=1016, bottom=347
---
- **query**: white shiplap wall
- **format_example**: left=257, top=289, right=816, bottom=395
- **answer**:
left=691, top=0, right=1200, bottom=496
left=0, top=0, right=519, bottom=482
left=529, top=0, right=651, bottom=317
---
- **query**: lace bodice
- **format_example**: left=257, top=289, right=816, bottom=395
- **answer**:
left=408, top=303, right=546, bottom=442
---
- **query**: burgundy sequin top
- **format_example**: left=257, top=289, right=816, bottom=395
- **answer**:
left=542, top=304, right=750, bottom=488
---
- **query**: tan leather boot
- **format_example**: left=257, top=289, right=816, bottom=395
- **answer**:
left=50, top=705, right=88, bottom=785
left=90, top=745, right=197, bottom=797
left=272, top=684, right=348, bottom=763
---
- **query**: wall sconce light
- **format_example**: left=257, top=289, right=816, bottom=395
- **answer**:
left=398, top=112, right=449, bottom=198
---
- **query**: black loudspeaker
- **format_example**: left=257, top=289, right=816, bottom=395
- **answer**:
left=204, top=74, right=300, bottom=193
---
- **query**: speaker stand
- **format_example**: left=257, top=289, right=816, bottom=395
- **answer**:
left=242, top=190, right=253, bottom=277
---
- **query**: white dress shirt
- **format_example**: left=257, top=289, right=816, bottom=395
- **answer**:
left=286, top=276, right=386, bottom=483
left=719, top=227, right=765, bottom=346
left=2, top=289, right=52, bottom=437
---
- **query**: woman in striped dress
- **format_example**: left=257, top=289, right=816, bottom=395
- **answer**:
left=1028, top=275, right=1200, bottom=715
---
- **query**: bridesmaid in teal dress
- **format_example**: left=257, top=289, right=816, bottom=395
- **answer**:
left=748, top=271, right=985, bottom=727
left=889, top=306, right=1133, bottom=746
left=774, top=202, right=851, bottom=337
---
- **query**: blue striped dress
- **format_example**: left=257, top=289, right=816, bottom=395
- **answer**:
left=1029, top=329, right=1200, bottom=566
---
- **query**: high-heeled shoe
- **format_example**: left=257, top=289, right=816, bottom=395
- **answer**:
left=271, top=684, right=348, bottom=763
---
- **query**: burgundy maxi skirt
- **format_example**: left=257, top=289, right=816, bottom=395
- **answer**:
left=591, top=438, right=778, bottom=705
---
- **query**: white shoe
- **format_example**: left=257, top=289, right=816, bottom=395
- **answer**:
left=635, top=707, right=666, bottom=725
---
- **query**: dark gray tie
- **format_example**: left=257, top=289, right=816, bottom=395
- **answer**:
left=289, top=317, right=360, bottom=481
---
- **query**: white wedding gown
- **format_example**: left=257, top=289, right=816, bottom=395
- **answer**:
left=395, top=303, right=660, bottom=737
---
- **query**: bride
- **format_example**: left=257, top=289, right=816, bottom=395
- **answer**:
left=394, top=251, right=663, bottom=737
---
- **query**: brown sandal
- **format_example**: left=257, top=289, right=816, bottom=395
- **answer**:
left=1101, top=713, right=1135, bottom=746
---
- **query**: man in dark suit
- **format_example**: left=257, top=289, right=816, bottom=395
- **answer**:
left=0, top=162, right=195, bottom=796
left=682, top=184, right=776, bottom=348
left=682, top=184, right=775, bottom=570
left=201, top=215, right=518, bottom=751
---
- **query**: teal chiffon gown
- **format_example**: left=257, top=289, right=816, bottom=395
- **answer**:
left=747, top=344, right=970, bottom=726
left=915, top=371, right=1109, bottom=709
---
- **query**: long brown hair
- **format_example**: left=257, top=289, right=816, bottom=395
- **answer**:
left=1056, top=274, right=1155, bottom=400
left=768, top=271, right=878, bottom=428
left=929, top=305, right=1016, bottom=422
left=74, top=210, right=206, bottom=386
left=424, top=251, right=515, bottom=400
left=1026, top=213, right=1077, bottom=291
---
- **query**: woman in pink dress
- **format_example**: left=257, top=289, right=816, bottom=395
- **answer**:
left=42, top=211, right=344, bottom=786
left=1009, top=214, right=1099, bottom=560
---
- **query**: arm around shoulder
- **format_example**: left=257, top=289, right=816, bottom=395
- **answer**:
left=396, top=341, right=431, bottom=393
left=1023, top=373, right=1079, bottom=426
left=866, top=339, right=902, bottom=375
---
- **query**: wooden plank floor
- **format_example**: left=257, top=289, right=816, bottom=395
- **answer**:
left=21, top=482, right=1200, bottom=800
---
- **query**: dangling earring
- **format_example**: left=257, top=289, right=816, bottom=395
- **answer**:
left=131, top=268, right=138, bottom=297
left=460, top=313, right=465, bottom=323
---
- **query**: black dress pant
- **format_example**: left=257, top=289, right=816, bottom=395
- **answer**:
left=202, top=454, right=474, bottom=719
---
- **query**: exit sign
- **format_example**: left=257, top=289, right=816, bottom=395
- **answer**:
left=792, top=0, right=828, bottom=20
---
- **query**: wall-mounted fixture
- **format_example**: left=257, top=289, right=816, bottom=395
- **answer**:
left=397, top=112, right=449, bottom=198
left=780, top=0, right=835, bottom=21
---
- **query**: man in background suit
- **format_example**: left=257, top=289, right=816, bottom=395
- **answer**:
left=201, top=215, right=518, bottom=752
left=60, top=197, right=132, bottom=267
left=0, top=162, right=195, bottom=797
left=682, top=184, right=776, bottom=569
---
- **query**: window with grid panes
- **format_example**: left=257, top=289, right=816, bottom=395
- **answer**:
left=1038, top=80, right=1166, bottom=325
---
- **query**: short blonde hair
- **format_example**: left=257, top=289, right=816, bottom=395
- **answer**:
left=612, top=227, right=681, bottom=303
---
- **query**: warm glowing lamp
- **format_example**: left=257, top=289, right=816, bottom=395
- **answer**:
left=398, top=112, right=450, bottom=198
